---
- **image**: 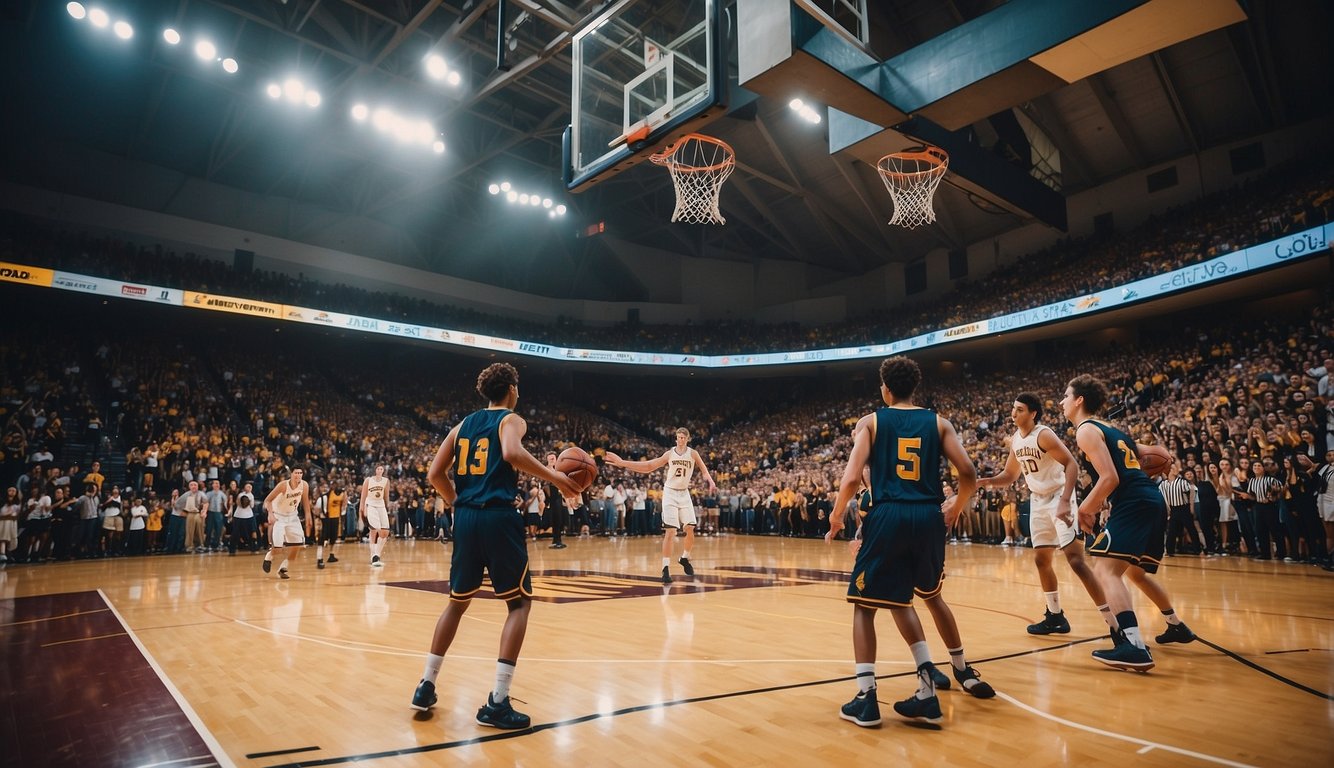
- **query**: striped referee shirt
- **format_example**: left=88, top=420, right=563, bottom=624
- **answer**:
left=1247, top=475, right=1283, bottom=504
left=1158, top=476, right=1194, bottom=507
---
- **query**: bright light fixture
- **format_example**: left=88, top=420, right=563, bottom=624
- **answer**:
left=283, top=78, right=305, bottom=102
left=500, top=182, right=511, bottom=192
left=372, top=108, right=392, bottom=131
left=113, top=20, right=132, bottom=39
left=163, top=28, right=180, bottom=45
left=88, top=7, right=109, bottom=27
left=425, top=54, right=447, bottom=80
left=788, top=98, right=803, bottom=111
left=432, top=140, right=445, bottom=154
left=416, top=122, right=434, bottom=144
left=222, top=58, right=238, bottom=74
left=506, top=190, right=518, bottom=203
left=519, top=193, right=530, bottom=205
left=555, top=204, right=567, bottom=215
left=195, top=40, right=216, bottom=60
left=542, top=198, right=552, bottom=208
left=488, top=184, right=500, bottom=195
left=265, top=83, right=281, bottom=99
left=351, top=103, right=368, bottom=121
left=305, top=90, right=321, bottom=108
left=446, top=71, right=462, bottom=87
left=66, top=3, right=87, bottom=20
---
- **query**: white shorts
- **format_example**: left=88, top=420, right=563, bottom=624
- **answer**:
left=365, top=505, right=390, bottom=531
left=1320, top=497, right=1334, bottom=523
left=660, top=489, right=697, bottom=530
left=1218, top=497, right=1236, bottom=523
left=1028, top=491, right=1076, bottom=549
left=270, top=515, right=305, bottom=547
left=0, top=518, right=16, bottom=546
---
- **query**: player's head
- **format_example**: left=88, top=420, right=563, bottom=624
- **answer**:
left=1013, top=392, right=1042, bottom=425
left=289, top=467, right=304, bottom=482
left=477, top=362, right=519, bottom=405
left=675, top=428, right=690, bottom=446
left=1062, top=375, right=1108, bottom=420
left=374, top=464, right=385, bottom=477
left=878, top=356, right=921, bottom=403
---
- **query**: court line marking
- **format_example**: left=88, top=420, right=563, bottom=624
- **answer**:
left=0, top=607, right=111, bottom=627
left=994, top=691, right=1258, bottom=768
left=98, top=589, right=238, bottom=768
left=137, top=758, right=222, bottom=768
left=40, top=631, right=128, bottom=647
left=1198, top=637, right=1334, bottom=701
left=244, top=745, right=321, bottom=759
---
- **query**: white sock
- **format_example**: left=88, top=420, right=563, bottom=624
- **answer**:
left=422, top=653, right=444, bottom=685
left=681, top=551, right=690, bottom=560
left=264, top=551, right=273, bottom=562
left=316, top=545, right=324, bottom=560
left=854, top=662, right=875, bottom=693
left=1161, top=608, right=1181, bottom=626
left=1123, top=626, right=1144, bottom=649
left=662, top=557, right=670, bottom=568
left=909, top=642, right=934, bottom=699
left=948, top=646, right=967, bottom=673
left=493, top=659, right=516, bottom=700
left=1098, top=604, right=1117, bottom=629
left=1044, top=591, right=1061, bottom=614
left=279, top=558, right=288, bottom=570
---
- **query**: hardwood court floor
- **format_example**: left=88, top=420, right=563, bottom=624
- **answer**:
left=2, top=535, right=1331, bottom=767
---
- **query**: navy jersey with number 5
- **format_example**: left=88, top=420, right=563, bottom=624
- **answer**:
left=1077, top=420, right=1161, bottom=508
left=453, top=408, right=519, bottom=508
left=869, top=407, right=943, bottom=504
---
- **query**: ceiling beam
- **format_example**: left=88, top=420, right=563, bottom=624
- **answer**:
left=1149, top=52, right=1198, bottom=155
left=1086, top=74, right=1147, bottom=168
left=728, top=177, right=804, bottom=260
left=831, top=158, right=905, bottom=261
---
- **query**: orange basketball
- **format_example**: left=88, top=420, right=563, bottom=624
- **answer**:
left=554, top=446, right=598, bottom=491
left=1137, top=444, right=1173, bottom=477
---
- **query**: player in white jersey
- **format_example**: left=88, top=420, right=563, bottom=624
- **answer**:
left=978, top=394, right=1112, bottom=635
left=361, top=465, right=391, bottom=568
left=605, top=427, right=718, bottom=584
left=262, top=467, right=312, bottom=579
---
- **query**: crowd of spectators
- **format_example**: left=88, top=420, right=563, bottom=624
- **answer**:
left=2, top=157, right=1329, bottom=356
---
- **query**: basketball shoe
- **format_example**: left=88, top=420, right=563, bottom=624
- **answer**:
left=921, top=661, right=951, bottom=691
left=1092, top=643, right=1154, bottom=671
left=661, top=566, right=672, bottom=585
left=410, top=680, right=437, bottom=711
left=678, top=556, right=694, bottom=576
left=1027, top=609, right=1071, bottom=635
left=892, top=693, right=942, bottom=725
left=839, top=687, right=881, bottom=727
left=262, top=558, right=271, bottom=573
left=476, top=693, right=531, bottom=730
left=1154, top=622, right=1197, bottom=644
left=951, top=666, right=995, bottom=698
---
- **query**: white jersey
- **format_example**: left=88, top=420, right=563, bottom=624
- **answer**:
left=1011, top=425, right=1067, bottom=497
left=272, top=480, right=307, bottom=518
left=664, top=447, right=696, bottom=491
left=364, top=476, right=389, bottom=510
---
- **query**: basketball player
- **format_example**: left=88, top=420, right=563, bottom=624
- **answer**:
left=410, top=363, right=582, bottom=730
left=361, top=465, right=391, bottom=567
left=827, top=357, right=994, bottom=728
left=605, top=427, right=718, bottom=585
left=1062, top=375, right=1195, bottom=672
left=978, top=393, right=1112, bottom=636
left=262, top=467, right=312, bottom=580
left=317, top=483, right=346, bottom=569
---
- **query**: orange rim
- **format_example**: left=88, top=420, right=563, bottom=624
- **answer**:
left=651, top=133, right=735, bottom=173
left=878, top=146, right=948, bottom=181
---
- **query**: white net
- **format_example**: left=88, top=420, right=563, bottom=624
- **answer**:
left=877, top=147, right=949, bottom=229
left=651, top=134, right=735, bottom=225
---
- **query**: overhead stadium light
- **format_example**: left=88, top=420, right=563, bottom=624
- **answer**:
left=488, top=183, right=500, bottom=195
left=432, top=140, right=445, bottom=154
left=113, top=20, right=132, bottom=39
left=265, top=83, right=281, bottom=99
left=446, top=71, right=462, bottom=87
left=283, top=78, right=304, bottom=102
left=162, top=28, right=180, bottom=45
left=194, top=40, right=216, bottom=60
left=222, top=57, right=238, bottom=74
left=351, top=103, right=368, bottom=121
left=67, top=3, right=87, bottom=20
left=789, top=98, right=822, bottom=124
left=304, top=90, right=321, bottom=108
left=88, top=7, right=109, bottom=27
left=425, top=54, right=447, bottom=80
left=494, top=184, right=566, bottom=215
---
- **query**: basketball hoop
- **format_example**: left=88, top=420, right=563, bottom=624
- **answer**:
left=650, top=133, right=734, bottom=225
left=877, top=146, right=949, bottom=229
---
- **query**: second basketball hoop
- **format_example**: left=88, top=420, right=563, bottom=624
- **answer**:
left=877, top=146, right=949, bottom=229
left=651, top=133, right=734, bottom=225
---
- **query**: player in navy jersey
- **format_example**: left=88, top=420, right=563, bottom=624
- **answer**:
left=827, top=357, right=993, bottom=728
left=1063, top=374, right=1195, bottom=672
left=410, top=363, right=582, bottom=730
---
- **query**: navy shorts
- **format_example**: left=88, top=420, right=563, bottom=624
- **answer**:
left=1088, top=496, right=1167, bottom=574
left=449, top=507, right=531, bottom=602
left=847, top=501, right=946, bottom=608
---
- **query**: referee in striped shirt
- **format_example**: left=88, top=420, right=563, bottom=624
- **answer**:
left=1247, top=460, right=1285, bottom=560
left=1158, top=464, right=1197, bottom=556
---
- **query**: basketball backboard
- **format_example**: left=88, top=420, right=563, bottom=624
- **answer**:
left=564, top=0, right=728, bottom=192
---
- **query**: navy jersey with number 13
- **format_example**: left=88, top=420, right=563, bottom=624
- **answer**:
left=453, top=408, right=519, bottom=508
left=869, top=407, right=943, bottom=504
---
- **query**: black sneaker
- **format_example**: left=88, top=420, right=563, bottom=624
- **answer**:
left=1027, top=609, right=1071, bottom=635
left=371, top=555, right=383, bottom=568
left=922, top=661, right=951, bottom=691
left=678, top=557, right=694, bottom=576
left=1092, top=643, right=1154, bottom=671
left=839, top=687, right=881, bottom=727
left=661, top=566, right=672, bottom=585
left=317, top=559, right=325, bottom=570
left=411, top=679, right=437, bottom=711
left=262, top=559, right=272, bottom=574
left=327, top=554, right=339, bottom=564
left=951, top=665, right=995, bottom=699
left=476, top=693, right=531, bottom=730
left=279, top=568, right=290, bottom=580
left=892, top=693, right=942, bottom=725
left=1154, top=622, right=1197, bottom=645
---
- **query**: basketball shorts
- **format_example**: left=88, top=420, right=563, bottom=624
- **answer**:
left=320, top=517, right=341, bottom=544
left=364, top=505, right=390, bottom=531
left=1029, top=490, right=1077, bottom=549
left=1087, top=497, right=1167, bottom=574
left=449, top=507, right=531, bottom=603
left=847, top=501, right=946, bottom=608
left=660, top=489, right=697, bottom=530
left=1218, top=497, right=1236, bottom=523
left=102, top=515, right=124, bottom=532
left=1319, top=496, right=1334, bottom=523
left=270, top=515, right=305, bottom=547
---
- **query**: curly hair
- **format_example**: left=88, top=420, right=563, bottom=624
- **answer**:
left=477, top=363, right=519, bottom=403
left=1066, top=374, right=1108, bottom=416
left=878, top=356, right=922, bottom=400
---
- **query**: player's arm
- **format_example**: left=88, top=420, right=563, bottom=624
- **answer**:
left=263, top=483, right=282, bottom=509
left=603, top=450, right=670, bottom=473
left=938, top=416, right=976, bottom=530
left=978, top=448, right=1022, bottom=490
left=691, top=449, right=718, bottom=495
left=426, top=424, right=462, bottom=506
left=827, top=414, right=874, bottom=542
left=1037, top=427, right=1080, bottom=525
left=1074, top=424, right=1119, bottom=534
left=498, top=415, right=582, bottom=497
left=302, top=482, right=313, bottom=533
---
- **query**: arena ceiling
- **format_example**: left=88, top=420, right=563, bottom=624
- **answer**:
left=2, top=0, right=1330, bottom=301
